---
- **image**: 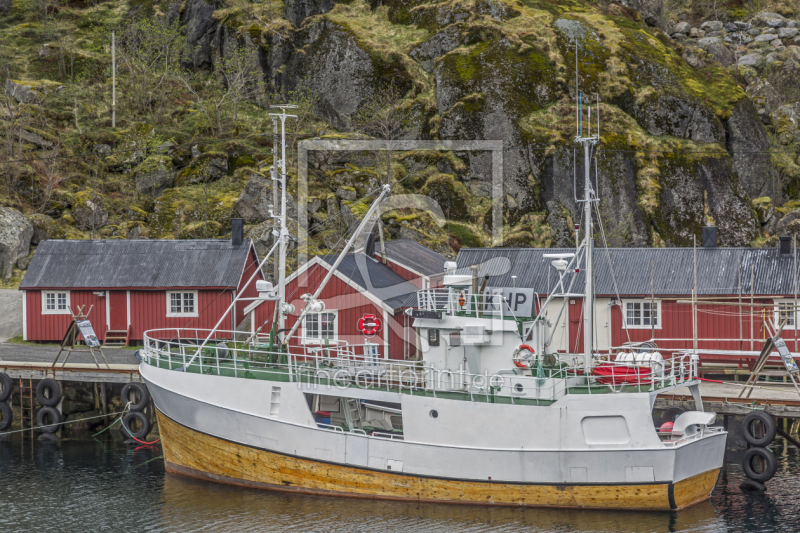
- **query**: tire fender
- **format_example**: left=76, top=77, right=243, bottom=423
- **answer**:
left=122, top=411, right=152, bottom=440
left=36, top=378, right=62, bottom=407
left=742, top=411, right=777, bottom=447
left=0, top=372, right=12, bottom=402
left=0, top=401, right=12, bottom=431
left=742, top=446, right=777, bottom=483
left=36, top=406, right=62, bottom=433
left=121, top=383, right=151, bottom=412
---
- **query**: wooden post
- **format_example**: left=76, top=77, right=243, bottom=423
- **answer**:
left=100, top=382, right=108, bottom=425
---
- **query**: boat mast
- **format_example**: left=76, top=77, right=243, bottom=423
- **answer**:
left=269, top=105, right=297, bottom=344
left=575, top=43, right=600, bottom=372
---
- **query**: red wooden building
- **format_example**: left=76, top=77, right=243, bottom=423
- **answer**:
left=246, top=248, right=433, bottom=360
left=372, top=239, right=448, bottom=289
left=19, top=229, right=262, bottom=345
left=456, top=237, right=800, bottom=367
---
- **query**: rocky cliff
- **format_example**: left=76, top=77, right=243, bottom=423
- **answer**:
left=1, top=0, right=799, bottom=284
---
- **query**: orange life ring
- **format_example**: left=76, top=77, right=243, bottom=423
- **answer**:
left=458, top=293, right=466, bottom=307
left=514, top=344, right=535, bottom=368
left=357, top=314, right=382, bottom=337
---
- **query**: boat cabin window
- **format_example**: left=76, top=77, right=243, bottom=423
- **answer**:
left=304, top=311, right=337, bottom=343
left=623, top=300, right=660, bottom=329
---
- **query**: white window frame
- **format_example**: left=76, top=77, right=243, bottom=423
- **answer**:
left=302, top=311, right=338, bottom=344
left=41, top=291, right=71, bottom=315
left=166, top=290, right=199, bottom=317
left=622, top=299, right=662, bottom=329
left=774, top=300, right=796, bottom=330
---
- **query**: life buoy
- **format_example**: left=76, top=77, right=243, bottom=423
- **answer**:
left=458, top=293, right=466, bottom=307
left=513, top=344, right=535, bottom=368
left=358, top=314, right=382, bottom=337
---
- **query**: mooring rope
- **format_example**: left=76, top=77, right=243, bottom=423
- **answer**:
left=1, top=403, right=131, bottom=436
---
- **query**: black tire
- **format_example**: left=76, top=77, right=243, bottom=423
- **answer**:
left=121, top=383, right=150, bottom=412
left=0, top=401, right=12, bottom=431
left=742, top=447, right=778, bottom=483
left=36, top=378, right=61, bottom=407
left=742, top=411, right=777, bottom=447
left=0, top=373, right=12, bottom=402
left=122, top=411, right=151, bottom=440
left=36, top=406, right=62, bottom=433
left=661, top=407, right=685, bottom=426
left=739, top=479, right=766, bottom=492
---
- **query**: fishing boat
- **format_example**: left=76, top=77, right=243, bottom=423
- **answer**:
left=138, top=104, right=726, bottom=511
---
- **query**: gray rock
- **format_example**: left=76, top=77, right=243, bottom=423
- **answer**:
left=770, top=39, right=783, bottom=48
left=18, top=129, right=54, bottom=149
left=27, top=214, right=64, bottom=244
left=750, top=12, right=788, bottom=27
left=725, top=32, right=753, bottom=45
left=94, top=144, right=112, bottom=156
left=754, top=33, right=779, bottom=42
left=133, top=155, right=174, bottom=197
left=181, top=0, right=218, bottom=69
left=284, top=0, right=334, bottom=27
left=725, top=99, right=775, bottom=200
left=0, top=207, right=34, bottom=279
left=737, top=52, right=764, bottom=67
left=175, top=154, right=228, bottom=185
left=15, top=255, right=30, bottom=270
left=236, top=173, right=300, bottom=224
left=410, top=25, right=463, bottom=73
left=747, top=28, right=762, bottom=36
left=789, top=21, right=798, bottom=28
left=690, top=27, right=706, bottom=38
left=697, top=36, right=723, bottom=46
left=795, top=35, right=800, bottom=44
left=706, top=42, right=735, bottom=66
left=735, top=21, right=751, bottom=31
left=683, top=50, right=705, bottom=68
left=72, top=198, right=109, bottom=231
left=4, top=79, right=63, bottom=104
left=779, top=27, right=799, bottom=39
left=767, top=19, right=787, bottom=29
left=335, top=187, right=357, bottom=201
left=766, top=52, right=781, bottom=63
left=701, top=21, right=724, bottom=32
left=613, top=0, right=664, bottom=32
left=777, top=210, right=800, bottom=236
left=672, top=33, right=687, bottom=43
left=191, top=145, right=201, bottom=159
left=127, top=225, right=143, bottom=240
left=672, top=22, right=691, bottom=34
left=706, top=31, right=724, bottom=38
left=723, top=23, right=738, bottom=32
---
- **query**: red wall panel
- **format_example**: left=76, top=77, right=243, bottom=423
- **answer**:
left=128, top=290, right=233, bottom=342
left=234, top=247, right=263, bottom=328
left=108, top=291, right=127, bottom=331
left=25, top=290, right=108, bottom=342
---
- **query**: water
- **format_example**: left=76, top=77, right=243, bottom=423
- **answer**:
left=1, top=434, right=799, bottom=533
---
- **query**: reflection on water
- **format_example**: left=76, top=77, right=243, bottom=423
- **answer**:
left=1, top=433, right=799, bottom=532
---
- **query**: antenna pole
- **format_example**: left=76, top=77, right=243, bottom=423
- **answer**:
left=582, top=137, right=593, bottom=372
left=269, top=105, right=298, bottom=344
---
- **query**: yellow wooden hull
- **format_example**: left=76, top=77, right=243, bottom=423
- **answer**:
left=157, top=410, right=719, bottom=511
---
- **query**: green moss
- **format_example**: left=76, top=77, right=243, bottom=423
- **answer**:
left=149, top=179, right=242, bottom=238
left=448, top=221, right=484, bottom=247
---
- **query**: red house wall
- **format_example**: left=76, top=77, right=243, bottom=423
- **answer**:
left=25, top=290, right=108, bottom=342
left=234, top=247, right=262, bottom=328
left=128, top=290, right=234, bottom=341
left=251, top=263, right=413, bottom=359
left=381, top=258, right=424, bottom=289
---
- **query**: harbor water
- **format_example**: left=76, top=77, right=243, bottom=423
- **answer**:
left=1, top=433, right=799, bottom=532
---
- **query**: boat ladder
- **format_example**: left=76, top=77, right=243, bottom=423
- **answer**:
left=343, top=398, right=363, bottom=430
left=19, top=377, right=35, bottom=437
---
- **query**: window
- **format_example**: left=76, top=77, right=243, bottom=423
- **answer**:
left=623, top=300, right=661, bottom=329
left=42, top=291, right=70, bottom=315
left=776, top=302, right=796, bottom=330
left=303, top=312, right=337, bottom=343
left=166, top=291, right=198, bottom=317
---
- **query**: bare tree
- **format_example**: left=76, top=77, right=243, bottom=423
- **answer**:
left=178, top=45, right=262, bottom=137
left=117, top=16, right=184, bottom=123
left=350, top=82, right=416, bottom=184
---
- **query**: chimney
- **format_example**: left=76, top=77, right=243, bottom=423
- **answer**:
left=780, top=235, right=792, bottom=255
left=231, top=218, right=243, bottom=246
left=702, top=226, right=717, bottom=248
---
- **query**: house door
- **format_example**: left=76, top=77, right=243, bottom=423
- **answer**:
left=108, top=291, right=127, bottom=331
left=568, top=298, right=584, bottom=355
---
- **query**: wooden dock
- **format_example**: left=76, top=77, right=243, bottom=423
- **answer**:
left=0, top=362, right=141, bottom=383
left=656, top=382, right=800, bottom=417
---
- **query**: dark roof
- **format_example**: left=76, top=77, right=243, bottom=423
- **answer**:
left=379, top=239, right=449, bottom=277
left=318, top=253, right=420, bottom=310
left=20, top=239, right=255, bottom=290
left=456, top=247, right=799, bottom=297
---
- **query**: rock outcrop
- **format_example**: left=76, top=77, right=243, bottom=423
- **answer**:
left=0, top=207, right=34, bottom=279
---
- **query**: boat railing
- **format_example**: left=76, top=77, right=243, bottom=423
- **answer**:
left=141, top=329, right=699, bottom=403
left=415, top=289, right=513, bottom=318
